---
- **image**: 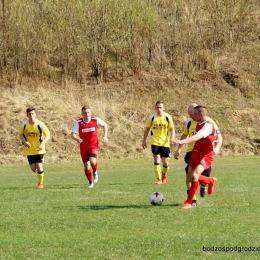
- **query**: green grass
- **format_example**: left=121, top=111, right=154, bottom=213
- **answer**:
left=1, top=156, right=260, bottom=260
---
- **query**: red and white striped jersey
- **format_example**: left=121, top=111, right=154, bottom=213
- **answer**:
left=72, top=117, right=106, bottom=148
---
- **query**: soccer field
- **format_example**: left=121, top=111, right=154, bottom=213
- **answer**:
left=1, top=156, right=260, bottom=260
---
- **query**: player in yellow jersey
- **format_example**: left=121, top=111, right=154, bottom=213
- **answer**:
left=142, top=101, right=175, bottom=184
left=174, top=103, right=222, bottom=205
left=18, top=107, right=50, bottom=189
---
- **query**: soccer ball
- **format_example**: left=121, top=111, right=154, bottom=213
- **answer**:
left=149, top=191, right=164, bottom=206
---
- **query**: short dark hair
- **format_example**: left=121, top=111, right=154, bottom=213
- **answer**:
left=81, top=105, right=91, bottom=111
left=26, top=107, right=35, bottom=114
left=194, top=105, right=206, bottom=109
left=155, top=100, right=164, bottom=106
left=194, top=105, right=207, bottom=115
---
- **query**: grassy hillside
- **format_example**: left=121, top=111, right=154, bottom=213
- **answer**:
left=1, top=62, right=260, bottom=165
left=0, top=0, right=259, bottom=165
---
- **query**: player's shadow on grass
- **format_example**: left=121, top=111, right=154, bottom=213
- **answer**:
left=0, top=186, right=32, bottom=190
left=47, top=184, right=82, bottom=189
left=77, top=203, right=180, bottom=210
left=0, top=184, right=82, bottom=190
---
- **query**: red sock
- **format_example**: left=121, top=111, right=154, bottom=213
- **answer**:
left=186, top=181, right=199, bottom=204
left=198, top=175, right=212, bottom=185
left=84, top=169, right=92, bottom=182
left=92, top=163, right=98, bottom=173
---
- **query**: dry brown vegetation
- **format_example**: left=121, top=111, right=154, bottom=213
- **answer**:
left=0, top=0, right=260, bottom=164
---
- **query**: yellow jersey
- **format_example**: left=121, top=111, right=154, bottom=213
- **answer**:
left=18, top=120, right=50, bottom=156
left=146, top=112, right=174, bottom=147
left=183, top=117, right=220, bottom=153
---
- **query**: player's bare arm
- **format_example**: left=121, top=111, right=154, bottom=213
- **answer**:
left=213, top=133, right=223, bottom=155
left=173, top=132, right=204, bottom=145
left=142, top=127, right=150, bottom=149
left=19, top=134, right=31, bottom=148
left=71, top=132, right=82, bottom=143
left=174, top=134, right=188, bottom=159
left=37, top=135, right=51, bottom=150
left=169, top=127, right=176, bottom=146
left=102, top=124, right=108, bottom=145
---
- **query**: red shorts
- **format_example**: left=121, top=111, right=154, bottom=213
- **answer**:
left=188, top=151, right=213, bottom=171
left=80, top=147, right=98, bottom=162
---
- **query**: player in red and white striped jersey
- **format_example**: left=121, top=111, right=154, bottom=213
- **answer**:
left=71, top=106, right=108, bottom=188
left=173, top=105, right=218, bottom=209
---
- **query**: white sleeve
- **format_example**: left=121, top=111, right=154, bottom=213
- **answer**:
left=197, top=122, right=213, bottom=138
left=96, top=117, right=106, bottom=127
left=71, top=121, right=79, bottom=133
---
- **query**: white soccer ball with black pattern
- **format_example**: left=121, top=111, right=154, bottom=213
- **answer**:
left=149, top=191, right=164, bottom=206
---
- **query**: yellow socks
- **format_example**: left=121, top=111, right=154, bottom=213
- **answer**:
left=154, top=163, right=161, bottom=180
left=37, top=171, right=44, bottom=184
left=162, top=165, right=169, bottom=175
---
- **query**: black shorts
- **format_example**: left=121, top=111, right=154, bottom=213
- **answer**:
left=184, top=151, right=192, bottom=164
left=27, top=154, right=44, bottom=165
left=82, top=153, right=97, bottom=163
left=184, top=151, right=211, bottom=176
left=151, top=145, right=170, bottom=158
